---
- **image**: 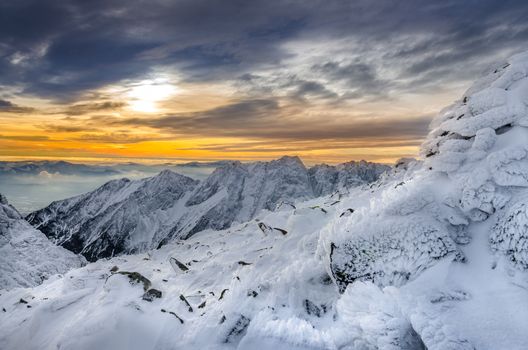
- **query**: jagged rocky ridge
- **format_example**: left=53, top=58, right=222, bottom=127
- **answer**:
left=27, top=157, right=388, bottom=261
left=0, top=194, right=84, bottom=290
left=1, top=51, right=527, bottom=350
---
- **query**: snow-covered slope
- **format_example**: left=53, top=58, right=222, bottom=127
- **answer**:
left=27, top=157, right=388, bottom=261
left=26, top=171, right=200, bottom=261
left=2, top=51, right=528, bottom=350
left=0, top=194, right=85, bottom=290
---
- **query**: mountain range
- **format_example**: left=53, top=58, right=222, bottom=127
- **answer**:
left=26, top=157, right=389, bottom=261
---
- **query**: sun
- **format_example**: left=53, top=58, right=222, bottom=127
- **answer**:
left=127, top=79, right=177, bottom=113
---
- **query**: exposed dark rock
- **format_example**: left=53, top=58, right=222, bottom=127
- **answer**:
left=179, top=294, right=193, bottom=312
left=198, top=301, right=206, bottom=309
left=339, top=208, right=354, bottom=217
left=116, top=271, right=151, bottom=291
left=258, top=222, right=272, bottom=234
left=273, top=227, right=288, bottom=235
left=310, top=206, right=327, bottom=213
left=224, top=315, right=250, bottom=343
left=237, top=261, right=252, bottom=266
left=169, top=311, right=184, bottom=324
left=110, top=266, right=119, bottom=273
left=142, top=288, right=162, bottom=302
left=169, top=257, right=189, bottom=272
left=161, top=309, right=184, bottom=323
left=219, top=288, right=229, bottom=300
left=304, top=299, right=321, bottom=317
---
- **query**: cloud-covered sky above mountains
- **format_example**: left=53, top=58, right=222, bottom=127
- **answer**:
left=1, top=0, right=527, bottom=164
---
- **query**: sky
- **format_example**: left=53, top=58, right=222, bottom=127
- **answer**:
left=1, top=0, right=527, bottom=165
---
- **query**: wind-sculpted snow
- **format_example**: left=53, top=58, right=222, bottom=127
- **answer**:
left=325, top=50, right=528, bottom=293
left=27, top=157, right=387, bottom=260
left=0, top=194, right=84, bottom=290
left=490, top=194, right=528, bottom=269
left=329, top=215, right=461, bottom=292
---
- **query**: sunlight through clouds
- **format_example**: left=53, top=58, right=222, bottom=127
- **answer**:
left=127, top=79, right=178, bottom=113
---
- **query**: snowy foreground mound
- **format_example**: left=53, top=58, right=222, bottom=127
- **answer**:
left=1, top=51, right=528, bottom=349
left=0, top=194, right=84, bottom=290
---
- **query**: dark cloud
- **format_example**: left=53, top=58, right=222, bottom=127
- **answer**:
left=0, top=134, right=49, bottom=141
left=72, top=133, right=169, bottom=144
left=110, top=98, right=431, bottom=141
left=176, top=139, right=423, bottom=153
left=40, top=124, right=98, bottom=133
left=113, top=99, right=280, bottom=133
left=1, top=0, right=527, bottom=100
left=0, top=99, right=34, bottom=113
left=312, top=61, right=392, bottom=100
left=60, top=101, right=126, bottom=116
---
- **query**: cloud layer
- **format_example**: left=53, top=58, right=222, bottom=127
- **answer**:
left=1, top=0, right=527, bottom=163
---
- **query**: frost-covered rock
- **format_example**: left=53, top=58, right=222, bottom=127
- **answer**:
left=324, top=50, right=528, bottom=291
left=0, top=194, right=84, bottom=290
left=489, top=193, right=528, bottom=269
left=329, top=215, right=461, bottom=292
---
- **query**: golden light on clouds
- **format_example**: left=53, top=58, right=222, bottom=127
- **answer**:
left=0, top=69, right=465, bottom=166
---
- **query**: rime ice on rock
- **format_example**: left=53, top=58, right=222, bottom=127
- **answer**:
left=326, top=50, right=528, bottom=291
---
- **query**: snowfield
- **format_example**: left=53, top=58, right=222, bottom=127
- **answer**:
left=1, top=50, right=528, bottom=349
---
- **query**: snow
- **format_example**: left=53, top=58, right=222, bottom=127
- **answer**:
left=1, top=50, right=528, bottom=349
left=0, top=194, right=85, bottom=290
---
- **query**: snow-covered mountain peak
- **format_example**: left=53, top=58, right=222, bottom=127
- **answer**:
left=141, top=169, right=198, bottom=193
left=0, top=194, right=21, bottom=220
left=270, top=155, right=306, bottom=168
